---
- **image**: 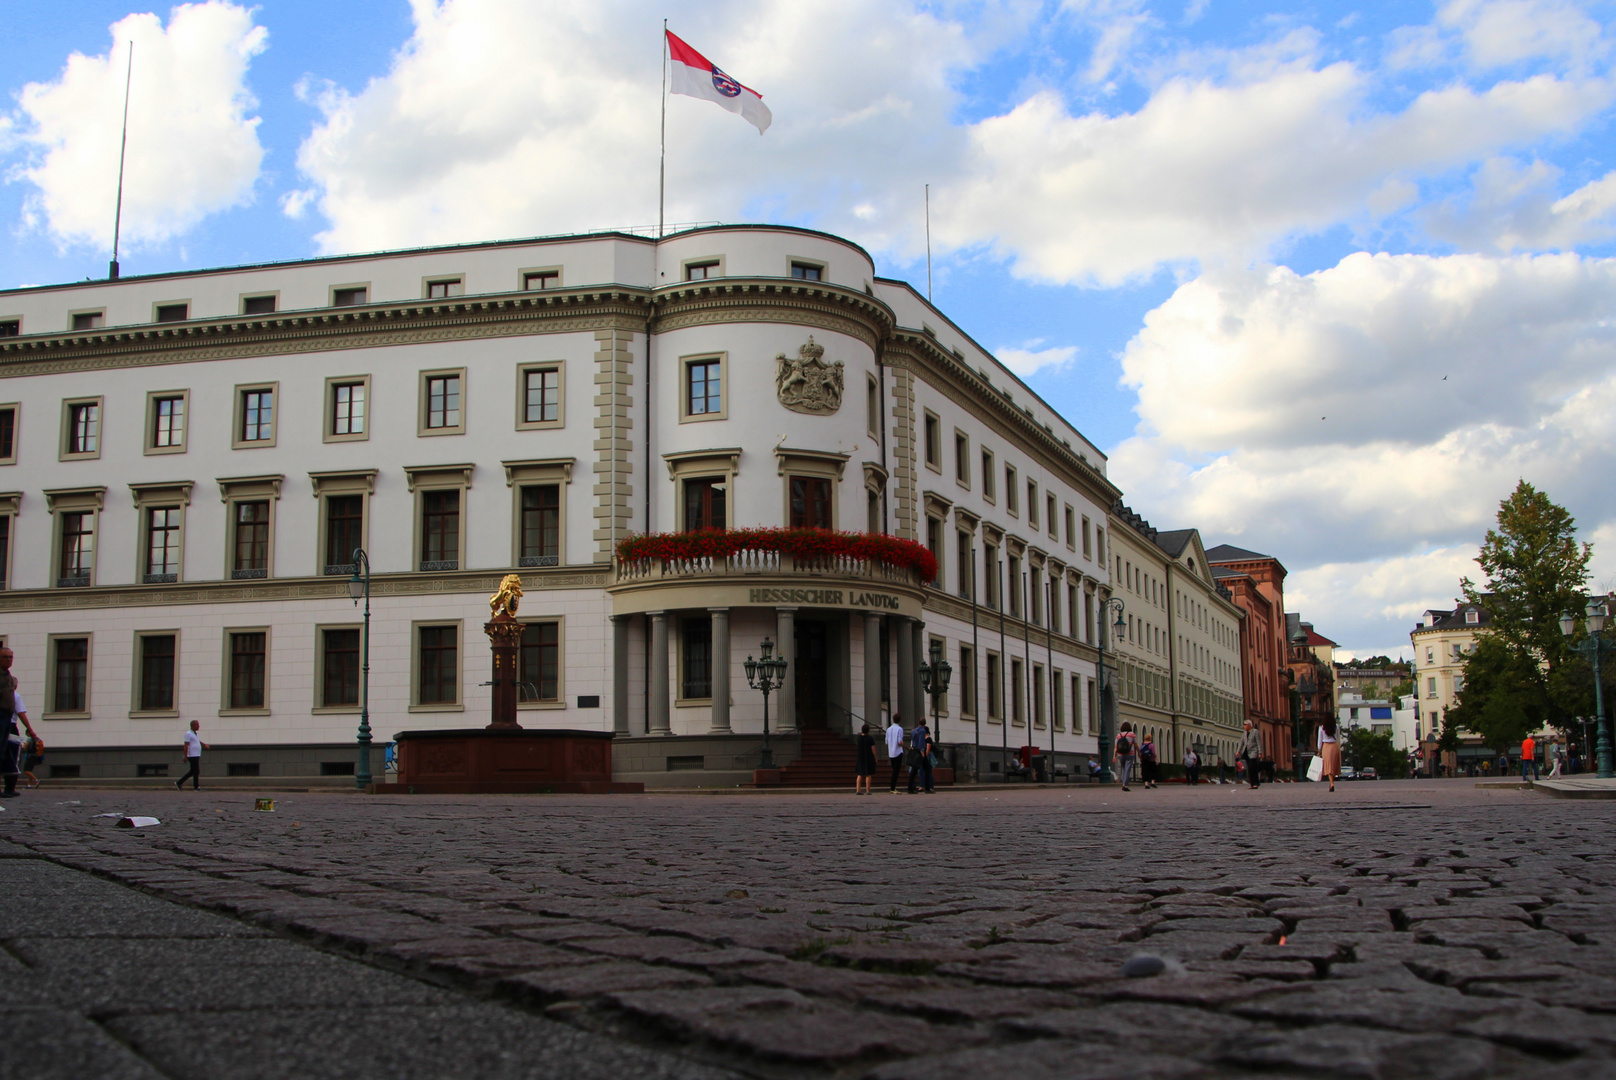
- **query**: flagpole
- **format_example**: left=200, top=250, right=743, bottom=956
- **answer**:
left=110, top=41, right=134, bottom=281
left=658, top=20, right=668, bottom=239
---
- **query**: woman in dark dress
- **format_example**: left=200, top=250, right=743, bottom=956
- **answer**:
left=855, top=723, right=877, bottom=795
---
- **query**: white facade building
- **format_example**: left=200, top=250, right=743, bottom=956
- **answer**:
left=0, top=225, right=1122, bottom=785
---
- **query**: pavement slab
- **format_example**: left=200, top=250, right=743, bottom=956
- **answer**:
left=4, top=777, right=1616, bottom=1077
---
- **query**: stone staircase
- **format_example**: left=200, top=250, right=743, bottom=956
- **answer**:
left=776, top=729, right=860, bottom=787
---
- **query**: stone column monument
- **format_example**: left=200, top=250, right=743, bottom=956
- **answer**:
left=486, top=574, right=525, bottom=730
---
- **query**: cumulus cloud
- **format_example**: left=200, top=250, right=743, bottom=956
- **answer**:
left=1287, top=548, right=1484, bottom=658
left=11, top=2, right=267, bottom=250
left=1424, top=157, right=1616, bottom=251
left=1110, top=250, right=1616, bottom=637
left=1439, top=0, right=1609, bottom=71
left=996, top=339, right=1079, bottom=376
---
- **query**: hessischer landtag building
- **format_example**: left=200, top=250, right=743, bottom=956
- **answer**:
left=0, top=224, right=1132, bottom=786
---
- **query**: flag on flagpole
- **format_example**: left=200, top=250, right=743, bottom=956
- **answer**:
left=666, top=30, right=772, bottom=134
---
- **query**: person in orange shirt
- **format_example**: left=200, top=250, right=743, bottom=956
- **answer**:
left=1520, top=735, right=1539, bottom=782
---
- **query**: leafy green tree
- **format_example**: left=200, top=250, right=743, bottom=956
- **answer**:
left=1455, top=481, right=1592, bottom=739
left=1344, top=728, right=1408, bottom=778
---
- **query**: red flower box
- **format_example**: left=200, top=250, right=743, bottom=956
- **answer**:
left=617, top=528, right=937, bottom=584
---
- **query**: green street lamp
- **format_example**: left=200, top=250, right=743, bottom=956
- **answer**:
left=1561, top=598, right=1612, bottom=779
left=346, top=548, right=373, bottom=791
left=1096, top=597, right=1127, bottom=783
left=744, top=636, right=788, bottom=771
left=919, top=637, right=953, bottom=756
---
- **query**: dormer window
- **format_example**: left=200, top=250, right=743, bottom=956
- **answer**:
left=1465, top=609, right=1479, bottom=624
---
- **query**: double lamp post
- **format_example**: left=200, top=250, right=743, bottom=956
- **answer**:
left=1560, top=598, right=1613, bottom=779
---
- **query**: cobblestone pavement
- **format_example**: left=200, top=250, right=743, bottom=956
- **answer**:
left=4, top=778, right=1615, bottom=1079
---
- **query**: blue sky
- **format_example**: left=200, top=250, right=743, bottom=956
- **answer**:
left=5, top=1, right=1616, bottom=658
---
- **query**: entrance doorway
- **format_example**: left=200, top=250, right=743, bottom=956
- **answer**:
left=794, top=620, right=829, bottom=729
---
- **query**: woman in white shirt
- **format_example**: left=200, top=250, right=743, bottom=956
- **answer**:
left=1317, top=717, right=1342, bottom=793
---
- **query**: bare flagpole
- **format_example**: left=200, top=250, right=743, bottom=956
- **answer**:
left=924, top=183, right=932, bottom=302
left=110, top=41, right=134, bottom=280
left=658, top=19, right=668, bottom=238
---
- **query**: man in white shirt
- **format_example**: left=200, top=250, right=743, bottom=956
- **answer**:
left=176, top=720, right=208, bottom=791
left=1, top=646, right=36, bottom=799
left=885, top=714, right=906, bottom=794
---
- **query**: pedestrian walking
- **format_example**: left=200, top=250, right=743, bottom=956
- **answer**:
left=1520, top=735, right=1539, bottom=782
left=854, top=723, right=877, bottom=795
left=1182, top=746, right=1200, bottom=786
left=1114, top=722, right=1139, bottom=791
left=0, top=646, right=38, bottom=800
left=1549, top=744, right=1564, bottom=778
left=906, top=720, right=935, bottom=794
left=885, top=715, right=906, bottom=793
left=175, top=720, right=208, bottom=790
left=21, top=732, right=44, bottom=789
left=1317, top=717, right=1342, bottom=792
left=1216, top=756, right=1228, bottom=784
left=1236, top=719, right=1264, bottom=790
left=1139, top=733, right=1160, bottom=789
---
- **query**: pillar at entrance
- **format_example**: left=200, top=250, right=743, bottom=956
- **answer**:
left=709, top=607, right=732, bottom=733
left=611, top=615, right=630, bottom=735
left=775, top=607, right=797, bottom=733
left=896, top=617, right=916, bottom=727
left=649, top=611, right=670, bottom=735
left=911, top=621, right=926, bottom=732
left=864, top=612, right=884, bottom=728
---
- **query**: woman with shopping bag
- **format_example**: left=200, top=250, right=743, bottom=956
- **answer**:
left=1317, top=718, right=1342, bottom=792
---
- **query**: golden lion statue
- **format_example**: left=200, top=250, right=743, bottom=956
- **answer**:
left=490, top=573, right=524, bottom=617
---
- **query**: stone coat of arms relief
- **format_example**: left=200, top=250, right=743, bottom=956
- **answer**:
left=775, top=336, right=844, bottom=415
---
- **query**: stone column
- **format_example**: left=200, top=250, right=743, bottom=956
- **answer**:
left=775, top=607, right=798, bottom=733
left=896, top=616, right=916, bottom=727
left=912, top=621, right=927, bottom=729
left=611, top=615, right=630, bottom=735
left=864, top=612, right=884, bottom=727
left=649, top=611, right=670, bottom=735
left=708, top=607, right=731, bottom=733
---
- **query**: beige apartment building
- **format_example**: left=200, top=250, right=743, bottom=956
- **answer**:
left=1409, top=601, right=1490, bottom=741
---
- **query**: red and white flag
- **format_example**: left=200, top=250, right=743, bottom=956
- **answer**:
left=666, top=30, right=772, bottom=134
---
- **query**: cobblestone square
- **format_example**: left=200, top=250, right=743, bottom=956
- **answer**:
left=5, top=779, right=1616, bottom=1079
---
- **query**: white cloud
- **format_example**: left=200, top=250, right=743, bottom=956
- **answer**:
left=1110, top=250, right=1616, bottom=632
left=1424, top=157, right=1616, bottom=251
left=996, top=339, right=1079, bottom=376
left=1286, top=548, right=1483, bottom=658
left=11, top=2, right=267, bottom=250
left=1438, top=0, right=1609, bottom=71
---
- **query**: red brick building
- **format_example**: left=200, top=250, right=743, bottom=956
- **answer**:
left=1207, top=545, right=1291, bottom=770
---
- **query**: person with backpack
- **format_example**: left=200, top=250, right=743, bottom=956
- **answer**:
left=854, top=723, right=877, bottom=795
left=1114, top=722, right=1139, bottom=791
left=1236, top=719, right=1264, bottom=790
left=1139, top=732, right=1160, bottom=789
left=906, top=719, right=934, bottom=794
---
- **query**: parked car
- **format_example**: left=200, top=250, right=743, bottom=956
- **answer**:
left=1359, top=767, right=1378, bottom=780
left=1339, top=766, right=1357, bottom=780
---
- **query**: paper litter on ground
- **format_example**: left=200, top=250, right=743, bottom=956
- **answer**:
left=115, top=816, right=161, bottom=828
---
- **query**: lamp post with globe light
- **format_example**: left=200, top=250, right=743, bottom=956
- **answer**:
left=346, top=548, right=372, bottom=791
left=1096, top=597, right=1127, bottom=783
left=919, top=637, right=953, bottom=770
left=744, top=637, right=788, bottom=771
left=1560, top=598, right=1613, bottom=780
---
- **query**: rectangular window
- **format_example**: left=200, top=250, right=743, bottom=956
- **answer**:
left=685, top=261, right=719, bottom=281
left=58, top=511, right=94, bottom=587
left=519, top=621, right=560, bottom=703
left=150, top=395, right=186, bottom=450
left=0, top=515, right=10, bottom=590
left=687, top=359, right=722, bottom=416
left=325, top=495, right=363, bottom=574
left=145, top=507, right=181, bottom=583
left=926, top=518, right=944, bottom=580
left=959, top=646, right=976, bottom=718
left=790, top=476, right=833, bottom=529
left=1082, top=516, right=1093, bottom=558
left=681, top=616, right=712, bottom=699
left=242, top=294, right=276, bottom=315
left=986, top=652, right=1002, bottom=719
left=519, top=484, right=560, bottom=566
left=516, top=367, right=559, bottom=426
left=232, top=501, right=269, bottom=578
left=1008, top=555, right=1021, bottom=617
left=332, top=286, right=368, bottom=306
left=1033, top=663, right=1045, bottom=727
left=954, top=432, right=969, bottom=483
left=1053, top=670, right=1065, bottom=730
left=425, top=374, right=461, bottom=429
left=1006, top=467, right=1018, bottom=514
left=66, top=400, right=100, bottom=456
left=684, top=477, right=726, bottom=531
left=1095, top=527, right=1105, bottom=564
left=71, top=311, right=104, bottom=331
left=957, top=533, right=972, bottom=600
left=138, top=634, right=176, bottom=712
left=228, top=631, right=267, bottom=710
left=1028, top=482, right=1039, bottom=528
left=239, top=388, right=274, bottom=443
left=789, top=262, right=823, bottom=281
left=421, top=490, right=460, bottom=570
left=0, top=320, right=19, bottom=336
left=155, top=303, right=189, bottom=323
left=982, top=450, right=995, bottom=501
left=866, top=376, right=879, bottom=436
left=0, top=405, right=15, bottom=463
left=52, top=637, right=89, bottom=713
left=983, top=544, right=998, bottom=609
left=924, top=412, right=941, bottom=468
left=523, top=270, right=559, bottom=290
left=1011, top=658, right=1025, bottom=723
left=866, top=489, right=880, bottom=534
left=425, top=278, right=463, bottom=299
left=418, top=625, right=458, bottom=705
left=1048, top=494, right=1058, bottom=537
left=321, top=628, right=360, bottom=708
left=331, top=381, right=366, bottom=436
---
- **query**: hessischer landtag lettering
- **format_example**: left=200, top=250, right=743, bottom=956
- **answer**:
left=745, top=587, right=903, bottom=610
